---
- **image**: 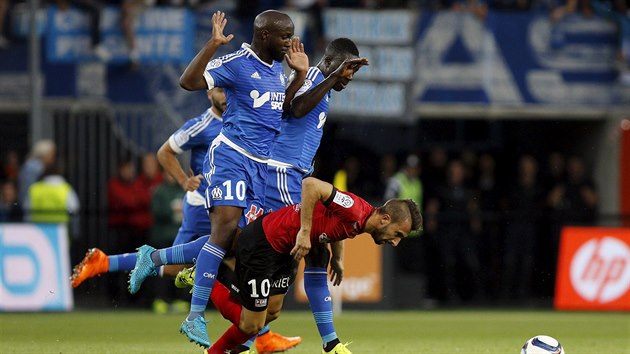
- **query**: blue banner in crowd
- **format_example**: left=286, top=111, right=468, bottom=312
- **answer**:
left=414, top=11, right=624, bottom=106
left=45, top=6, right=195, bottom=64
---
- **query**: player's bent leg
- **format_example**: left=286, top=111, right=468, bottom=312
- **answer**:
left=256, top=295, right=302, bottom=354
left=305, top=244, right=343, bottom=352
left=185, top=206, right=240, bottom=347
left=70, top=248, right=109, bottom=288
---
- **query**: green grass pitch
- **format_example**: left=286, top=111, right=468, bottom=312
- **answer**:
left=1, top=310, right=628, bottom=353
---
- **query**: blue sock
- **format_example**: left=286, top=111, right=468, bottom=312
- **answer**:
left=150, top=236, right=210, bottom=266
left=107, top=253, right=137, bottom=272
left=304, top=267, right=337, bottom=345
left=258, top=325, right=270, bottom=336
left=188, top=241, right=226, bottom=320
left=242, top=336, right=256, bottom=349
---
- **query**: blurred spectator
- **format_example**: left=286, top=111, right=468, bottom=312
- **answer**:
left=423, top=146, right=448, bottom=201
left=286, top=0, right=326, bottom=54
left=18, top=140, right=56, bottom=205
left=474, top=152, right=502, bottom=298
left=108, top=0, right=157, bottom=66
left=107, top=158, right=140, bottom=250
left=130, top=153, right=163, bottom=241
left=0, top=0, right=8, bottom=48
left=501, top=155, right=543, bottom=301
left=25, top=164, right=80, bottom=237
left=55, top=0, right=109, bottom=60
left=148, top=171, right=184, bottom=313
left=332, top=155, right=361, bottom=192
left=489, top=0, right=531, bottom=10
left=2, top=150, right=20, bottom=182
left=428, top=159, right=483, bottom=303
left=550, top=0, right=592, bottom=22
left=384, top=154, right=423, bottom=209
left=446, top=0, right=488, bottom=20
left=0, top=180, right=23, bottom=222
left=542, top=151, right=566, bottom=194
left=590, top=0, right=630, bottom=84
left=378, top=153, right=398, bottom=195
left=460, top=147, right=478, bottom=187
left=149, top=171, right=180, bottom=248
left=548, top=155, right=599, bottom=224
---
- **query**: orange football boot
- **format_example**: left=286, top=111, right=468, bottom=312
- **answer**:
left=70, top=248, right=109, bottom=288
left=255, top=331, right=302, bottom=354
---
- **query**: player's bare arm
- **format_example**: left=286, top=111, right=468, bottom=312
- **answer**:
left=290, top=57, right=369, bottom=118
left=283, top=37, right=309, bottom=113
left=156, top=141, right=202, bottom=192
left=329, top=241, right=344, bottom=286
left=290, top=177, right=334, bottom=261
left=180, top=11, right=234, bottom=91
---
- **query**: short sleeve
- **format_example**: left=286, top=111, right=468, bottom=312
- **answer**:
left=204, top=56, right=238, bottom=90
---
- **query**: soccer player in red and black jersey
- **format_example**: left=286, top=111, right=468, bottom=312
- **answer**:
left=205, top=177, right=423, bottom=354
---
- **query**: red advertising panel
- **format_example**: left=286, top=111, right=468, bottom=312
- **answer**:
left=555, top=227, right=630, bottom=311
left=621, top=125, right=630, bottom=227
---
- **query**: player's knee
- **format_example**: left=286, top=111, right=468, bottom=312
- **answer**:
left=265, top=307, right=281, bottom=323
left=239, top=319, right=264, bottom=336
left=305, top=245, right=330, bottom=268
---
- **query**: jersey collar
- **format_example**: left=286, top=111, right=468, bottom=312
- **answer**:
left=241, top=43, right=275, bottom=68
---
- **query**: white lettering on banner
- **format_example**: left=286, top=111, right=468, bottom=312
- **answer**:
left=342, top=274, right=378, bottom=300
left=324, top=10, right=413, bottom=44
left=138, top=10, right=185, bottom=30
left=527, top=17, right=616, bottom=104
left=0, top=224, right=72, bottom=311
left=330, top=82, right=405, bottom=116
left=355, top=46, right=414, bottom=81
left=414, top=12, right=522, bottom=104
left=136, top=34, right=183, bottom=57
left=55, top=36, right=92, bottom=57
left=570, top=236, right=630, bottom=303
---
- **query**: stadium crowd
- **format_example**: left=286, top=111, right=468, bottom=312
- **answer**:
left=0, top=140, right=600, bottom=306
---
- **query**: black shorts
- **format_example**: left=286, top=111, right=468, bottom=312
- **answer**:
left=233, top=214, right=296, bottom=312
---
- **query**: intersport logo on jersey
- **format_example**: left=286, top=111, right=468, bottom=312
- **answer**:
left=555, top=227, right=630, bottom=311
left=250, top=90, right=285, bottom=110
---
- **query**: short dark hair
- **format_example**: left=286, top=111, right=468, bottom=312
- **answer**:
left=378, top=199, right=423, bottom=233
left=325, top=38, right=359, bottom=57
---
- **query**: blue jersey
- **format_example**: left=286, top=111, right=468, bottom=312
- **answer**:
left=169, top=107, right=223, bottom=195
left=271, top=67, right=329, bottom=172
left=204, top=43, right=286, bottom=159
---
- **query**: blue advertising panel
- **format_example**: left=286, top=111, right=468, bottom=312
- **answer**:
left=414, top=11, right=625, bottom=107
left=0, top=224, right=73, bottom=311
left=45, top=6, right=195, bottom=64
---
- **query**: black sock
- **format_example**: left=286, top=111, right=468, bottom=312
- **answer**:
left=324, top=338, right=341, bottom=352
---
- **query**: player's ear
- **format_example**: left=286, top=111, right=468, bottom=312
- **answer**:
left=261, top=29, right=270, bottom=40
left=380, top=213, right=391, bottom=226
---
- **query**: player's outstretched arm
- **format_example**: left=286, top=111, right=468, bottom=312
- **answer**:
left=157, top=141, right=202, bottom=192
left=283, top=37, right=309, bottom=113
left=290, top=57, right=369, bottom=118
left=291, top=177, right=334, bottom=261
left=180, top=11, right=234, bottom=91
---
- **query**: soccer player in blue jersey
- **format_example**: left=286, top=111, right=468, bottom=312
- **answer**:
left=264, top=38, right=368, bottom=354
left=126, top=38, right=368, bottom=354
left=131, top=10, right=309, bottom=348
left=69, top=89, right=225, bottom=288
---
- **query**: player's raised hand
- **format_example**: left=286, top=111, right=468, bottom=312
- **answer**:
left=285, top=37, right=309, bottom=73
left=210, top=11, right=234, bottom=46
left=332, top=57, right=369, bottom=80
left=182, top=169, right=203, bottom=192
left=330, top=257, right=344, bottom=286
left=290, top=227, right=311, bottom=261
